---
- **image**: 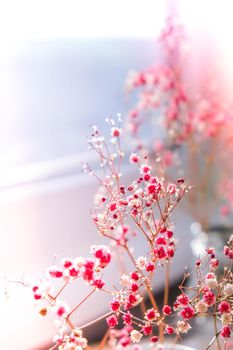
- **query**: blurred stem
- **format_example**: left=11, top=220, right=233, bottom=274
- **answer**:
left=98, top=329, right=109, bottom=350
left=163, top=262, right=170, bottom=306
left=213, top=314, right=222, bottom=350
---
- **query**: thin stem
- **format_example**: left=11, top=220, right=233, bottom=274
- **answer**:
left=67, top=288, right=96, bottom=319
left=205, top=331, right=221, bottom=350
left=53, top=281, right=69, bottom=300
left=131, top=215, right=152, bottom=244
left=163, top=262, right=170, bottom=306
left=213, top=314, right=222, bottom=350
left=79, top=311, right=113, bottom=330
left=67, top=317, right=75, bottom=330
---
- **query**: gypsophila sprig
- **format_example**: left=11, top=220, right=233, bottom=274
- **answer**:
left=13, top=118, right=233, bottom=349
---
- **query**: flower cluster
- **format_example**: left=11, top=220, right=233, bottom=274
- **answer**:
left=104, top=241, right=233, bottom=348
left=30, top=245, right=112, bottom=349
left=25, top=122, right=232, bottom=350
left=125, top=15, right=233, bottom=230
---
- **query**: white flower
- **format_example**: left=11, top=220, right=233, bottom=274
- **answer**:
left=125, top=70, right=140, bottom=92
left=224, top=283, right=233, bottom=297
left=221, top=313, right=231, bottom=325
left=206, top=278, right=217, bottom=289
left=40, top=280, right=53, bottom=295
left=177, top=320, right=192, bottom=333
left=73, top=257, right=84, bottom=269
left=136, top=257, right=147, bottom=270
left=130, top=330, right=143, bottom=343
left=195, top=300, right=208, bottom=313
left=79, top=337, right=88, bottom=348
left=120, top=274, right=132, bottom=288
left=54, top=300, right=70, bottom=318
left=205, top=273, right=217, bottom=289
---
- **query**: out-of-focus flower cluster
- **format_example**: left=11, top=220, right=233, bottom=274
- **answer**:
left=125, top=16, right=233, bottom=228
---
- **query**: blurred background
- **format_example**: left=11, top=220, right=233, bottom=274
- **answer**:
left=0, top=1, right=233, bottom=349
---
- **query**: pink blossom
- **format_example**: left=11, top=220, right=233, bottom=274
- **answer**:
left=180, top=307, right=195, bottom=320
left=111, top=127, right=121, bottom=137
left=123, top=312, right=132, bottom=326
left=142, top=325, right=152, bottom=335
left=220, top=326, right=231, bottom=338
left=150, top=336, right=158, bottom=343
left=203, top=291, right=216, bottom=306
left=106, top=315, right=118, bottom=328
left=218, top=301, right=231, bottom=314
left=145, top=308, right=158, bottom=321
left=165, top=326, right=174, bottom=334
left=163, top=305, right=172, bottom=316
left=110, top=299, right=121, bottom=312
left=177, top=294, right=189, bottom=306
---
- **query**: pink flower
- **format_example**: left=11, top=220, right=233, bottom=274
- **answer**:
left=131, top=283, right=139, bottom=292
left=167, top=246, right=175, bottom=258
left=220, top=326, right=231, bottom=338
left=110, top=299, right=120, bottom=312
left=55, top=301, right=69, bottom=318
left=61, top=258, right=73, bottom=269
left=167, top=183, right=177, bottom=195
left=146, top=262, right=155, bottom=272
left=123, top=312, right=132, bottom=325
left=130, top=272, right=139, bottom=281
left=210, top=258, right=219, bottom=270
left=224, top=245, right=233, bottom=259
left=177, top=294, right=189, bottom=306
left=150, top=336, right=158, bottom=343
left=91, top=245, right=112, bottom=268
left=32, top=285, right=42, bottom=300
left=203, top=291, right=216, bottom=306
left=106, top=315, right=118, bottom=328
left=165, top=326, right=174, bottom=334
left=140, top=165, right=151, bottom=174
left=163, top=305, right=172, bottom=316
left=48, top=266, right=63, bottom=278
left=145, top=308, right=158, bottom=321
left=111, top=127, right=121, bottom=137
left=130, top=153, right=140, bottom=164
left=93, top=278, right=105, bottom=289
left=69, top=267, right=79, bottom=277
left=218, top=301, right=231, bottom=314
left=156, top=236, right=167, bottom=245
left=142, top=325, right=152, bottom=335
left=180, top=307, right=195, bottom=319
left=119, top=336, right=131, bottom=347
left=154, top=246, right=166, bottom=259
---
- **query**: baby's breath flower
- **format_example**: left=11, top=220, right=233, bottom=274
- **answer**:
left=221, top=313, right=231, bottom=325
left=224, top=283, right=233, bottom=296
left=130, top=330, right=143, bottom=343
left=177, top=320, right=192, bottom=333
left=195, top=300, right=208, bottom=313
left=136, top=257, right=147, bottom=270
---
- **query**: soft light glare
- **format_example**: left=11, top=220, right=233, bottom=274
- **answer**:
left=0, top=0, right=166, bottom=55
